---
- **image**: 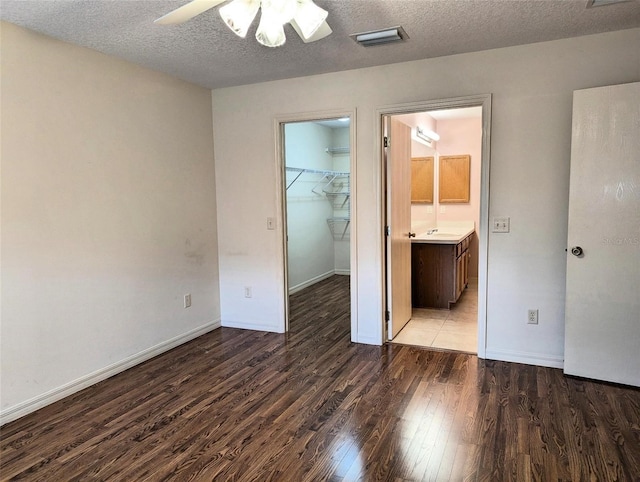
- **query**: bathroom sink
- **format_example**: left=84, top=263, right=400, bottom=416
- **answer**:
left=420, top=232, right=458, bottom=238
left=413, top=223, right=475, bottom=243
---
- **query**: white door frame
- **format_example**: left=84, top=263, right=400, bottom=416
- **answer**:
left=274, top=109, right=358, bottom=336
left=376, top=94, right=492, bottom=357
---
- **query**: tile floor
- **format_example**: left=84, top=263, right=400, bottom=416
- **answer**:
left=392, top=279, right=478, bottom=353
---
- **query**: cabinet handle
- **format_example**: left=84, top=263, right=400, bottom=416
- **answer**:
left=408, top=232, right=416, bottom=238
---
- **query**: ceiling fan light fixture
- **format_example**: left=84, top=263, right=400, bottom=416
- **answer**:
left=155, top=0, right=332, bottom=47
left=256, top=8, right=287, bottom=47
left=292, top=0, right=328, bottom=40
left=219, top=0, right=261, bottom=38
left=261, top=0, right=298, bottom=24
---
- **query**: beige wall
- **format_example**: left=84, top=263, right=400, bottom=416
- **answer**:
left=212, top=29, right=640, bottom=364
left=0, top=22, right=220, bottom=422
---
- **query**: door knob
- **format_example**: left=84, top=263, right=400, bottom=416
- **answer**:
left=571, top=246, right=584, bottom=257
left=408, top=232, right=416, bottom=238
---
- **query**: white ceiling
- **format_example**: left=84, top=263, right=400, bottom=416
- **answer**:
left=2, top=0, right=639, bottom=90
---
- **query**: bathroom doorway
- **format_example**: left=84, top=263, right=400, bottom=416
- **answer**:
left=381, top=96, right=491, bottom=355
left=277, top=112, right=356, bottom=335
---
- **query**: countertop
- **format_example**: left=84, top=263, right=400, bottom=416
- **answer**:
left=411, top=222, right=475, bottom=245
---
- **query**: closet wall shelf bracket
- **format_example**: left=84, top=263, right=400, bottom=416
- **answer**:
left=325, top=147, right=350, bottom=155
left=324, top=191, right=350, bottom=208
left=327, top=217, right=350, bottom=240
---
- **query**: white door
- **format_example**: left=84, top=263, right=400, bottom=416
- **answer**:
left=564, top=82, right=640, bottom=387
left=386, top=117, right=413, bottom=339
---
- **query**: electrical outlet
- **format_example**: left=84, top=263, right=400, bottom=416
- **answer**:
left=493, top=217, right=510, bottom=233
left=184, top=294, right=191, bottom=308
left=527, top=309, right=538, bottom=324
left=244, top=286, right=252, bottom=298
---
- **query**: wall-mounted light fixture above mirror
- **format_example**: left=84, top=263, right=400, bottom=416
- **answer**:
left=414, top=126, right=440, bottom=147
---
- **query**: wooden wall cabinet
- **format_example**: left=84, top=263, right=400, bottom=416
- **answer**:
left=412, top=235, right=471, bottom=309
left=411, top=157, right=434, bottom=203
left=439, top=155, right=470, bottom=203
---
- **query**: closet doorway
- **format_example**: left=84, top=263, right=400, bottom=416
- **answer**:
left=278, top=113, right=355, bottom=335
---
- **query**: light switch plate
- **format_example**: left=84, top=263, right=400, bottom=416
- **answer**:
left=267, top=217, right=275, bottom=230
left=493, top=217, right=510, bottom=233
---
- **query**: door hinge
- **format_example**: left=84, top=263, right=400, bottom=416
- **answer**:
left=385, top=310, right=390, bottom=321
left=384, top=136, right=390, bottom=148
left=385, top=225, right=390, bottom=236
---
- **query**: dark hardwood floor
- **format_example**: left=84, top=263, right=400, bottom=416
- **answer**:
left=2, top=275, right=639, bottom=481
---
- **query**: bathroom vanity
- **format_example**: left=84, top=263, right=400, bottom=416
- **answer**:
left=411, top=224, right=474, bottom=309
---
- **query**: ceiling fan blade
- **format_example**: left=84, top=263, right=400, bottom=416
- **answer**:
left=290, top=19, right=332, bottom=43
left=154, top=0, right=227, bottom=25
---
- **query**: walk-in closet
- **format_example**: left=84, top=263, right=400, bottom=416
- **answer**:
left=283, top=118, right=351, bottom=306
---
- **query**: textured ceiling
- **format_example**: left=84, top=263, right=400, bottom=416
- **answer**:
left=2, top=0, right=639, bottom=89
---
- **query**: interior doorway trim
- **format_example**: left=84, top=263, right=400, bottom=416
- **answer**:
left=274, top=108, right=358, bottom=337
left=376, top=94, right=492, bottom=358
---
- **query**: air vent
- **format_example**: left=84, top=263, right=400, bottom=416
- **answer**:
left=350, top=26, right=408, bottom=47
left=586, top=0, right=631, bottom=7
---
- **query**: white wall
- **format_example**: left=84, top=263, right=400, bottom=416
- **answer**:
left=285, top=122, right=335, bottom=291
left=212, top=28, right=640, bottom=362
left=0, top=22, right=219, bottom=423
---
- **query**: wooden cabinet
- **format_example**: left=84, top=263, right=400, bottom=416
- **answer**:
left=411, top=157, right=434, bottom=203
left=439, top=155, right=470, bottom=203
left=412, top=234, right=472, bottom=309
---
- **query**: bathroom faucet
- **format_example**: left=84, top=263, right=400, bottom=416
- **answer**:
left=427, top=228, right=438, bottom=235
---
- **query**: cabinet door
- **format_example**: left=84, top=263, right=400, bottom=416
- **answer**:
left=463, top=237, right=470, bottom=288
left=464, top=251, right=470, bottom=287
left=455, top=254, right=464, bottom=300
left=412, top=243, right=457, bottom=309
left=411, top=157, right=434, bottom=203
left=439, top=155, right=470, bottom=203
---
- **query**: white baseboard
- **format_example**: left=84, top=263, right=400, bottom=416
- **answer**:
left=334, top=269, right=351, bottom=276
left=485, top=348, right=564, bottom=369
left=288, top=270, right=336, bottom=294
left=353, top=334, right=383, bottom=345
left=0, top=319, right=221, bottom=426
left=221, top=319, right=283, bottom=333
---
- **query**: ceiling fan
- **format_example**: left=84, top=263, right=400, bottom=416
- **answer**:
left=155, top=0, right=332, bottom=48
